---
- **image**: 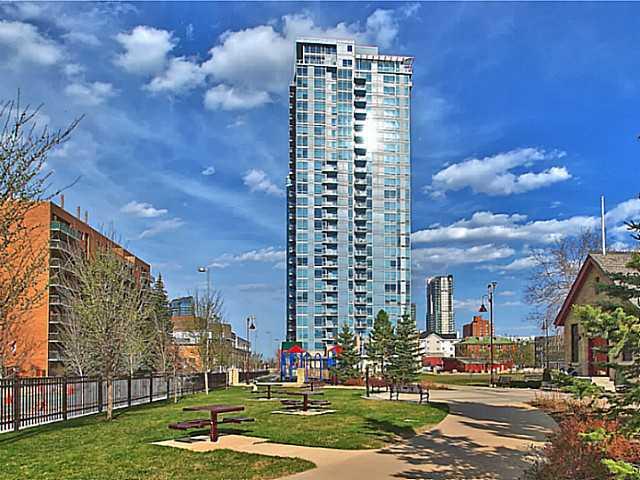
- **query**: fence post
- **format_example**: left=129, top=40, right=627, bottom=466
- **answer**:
left=165, top=376, right=170, bottom=402
left=13, top=377, right=21, bottom=432
left=97, top=377, right=103, bottom=413
left=149, top=374, right=153, bottom=403
left=62, top=377, right=68, bottom=421
left=127, top=376, right=132, bottom=408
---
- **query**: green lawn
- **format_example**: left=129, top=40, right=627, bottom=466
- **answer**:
left=0, top=387, right=447, bottom=480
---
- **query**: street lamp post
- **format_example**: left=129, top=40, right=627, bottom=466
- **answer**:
left=245, top=315, right=256, bottom=384
left=479, top=282, right=497, bottom=387
left=198, top=266, right=211, bottom=393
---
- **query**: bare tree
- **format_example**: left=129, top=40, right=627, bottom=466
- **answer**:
left=0, top=95, right=80, bottom=377
left=147, top=274, right=174, bottom=374
left=59, top=242, right=150, bottom=420
left=192, top=288, right=224, bottom=394
left=524, top=230, right=600, bottom=330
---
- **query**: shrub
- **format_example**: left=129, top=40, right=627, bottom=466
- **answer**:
left=527, top=416, right=640, bottom=480
left=343, top=377, right=365, bottom=386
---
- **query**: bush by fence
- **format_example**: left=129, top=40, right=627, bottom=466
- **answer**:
left=0, top=370, right=268, bottom=433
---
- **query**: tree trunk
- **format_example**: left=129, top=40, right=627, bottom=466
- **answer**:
left=106, top=378, right=114, bottom=421
left=204, top=370, right=209, bottom=394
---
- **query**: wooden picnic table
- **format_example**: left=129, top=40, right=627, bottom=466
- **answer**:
left=284, top=390, right=324, bottom=411
left=181, top=404, right=245, bottom=442
left=254, top=382, right=283, bottom=399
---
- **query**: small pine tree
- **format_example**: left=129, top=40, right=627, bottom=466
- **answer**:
left=333, top=322, right=361, bottom=382
left=148, top=274, right=174, bottom=373
left=367, top=309, right=394, bottom=377
left=388, top=314, right=422, bottom=385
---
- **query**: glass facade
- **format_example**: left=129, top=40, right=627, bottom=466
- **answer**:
left=287, top=38, right=413, bottom=353
left=425, top=275, right=455, bottom=335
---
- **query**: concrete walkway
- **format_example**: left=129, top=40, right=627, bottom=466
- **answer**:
left=281, top=386, right=556, bottom=480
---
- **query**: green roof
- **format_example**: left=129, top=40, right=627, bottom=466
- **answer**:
left=458, top=336, right=514, bottom=345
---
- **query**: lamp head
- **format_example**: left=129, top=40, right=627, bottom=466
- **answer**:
left=198, top=266, right=207, bottom=273
left=479, top=303, right=488, bottom=313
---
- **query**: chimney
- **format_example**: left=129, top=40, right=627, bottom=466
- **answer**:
left=76, top=206, right=81, bottom=219
left=60, top=194, right=65, bottom=210
left=84, top=210, right=88, bottom=224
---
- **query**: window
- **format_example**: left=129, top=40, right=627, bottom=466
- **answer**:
left=571, top=324, right=579, bottom=363
left=342, top=59, right=352, bottom=67
left=347, top=45, right=353, bottom=52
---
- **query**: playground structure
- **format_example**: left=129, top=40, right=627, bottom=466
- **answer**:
left=279, top=345, right=339, bottom=382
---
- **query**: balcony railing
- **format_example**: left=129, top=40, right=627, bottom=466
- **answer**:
left=50, top=221, right=81, bottom=240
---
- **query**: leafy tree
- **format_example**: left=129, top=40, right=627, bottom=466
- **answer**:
left=574, top=221, right=640, bottom=433
left=193, top=288, right=224, bottom=394
left=388, top=314, right=421, bottom=385
left=333, top=322, right=361, bottom=382
left=60, top=242, right=150, bottom=420
left=367, top=309, right=394, bottom=377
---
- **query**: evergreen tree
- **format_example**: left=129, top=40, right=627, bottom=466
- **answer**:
left=575, top=221, right=640, bottom=433
left=333, top=322, right=361, bottom=382
left=367, top=309, right=394, bottom=377
left=388, top=314, right=421, bottom=385
left=148, top=274, right=174, bottom=373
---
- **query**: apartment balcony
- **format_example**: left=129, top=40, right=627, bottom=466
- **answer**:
left=354, top=310, right=367, bottom=317
left=354, top=250, right=367, bottom=257
left=324, top=263, right=338, bottom=269
left=354, top=167, right=367, bottom=174
left=49, top=239, right=74, bottom=255
left=324, top=285, right=338, bottom=292
left=354, top=146, right=367, bottom=156
left=354, top=77, right=366, bottom=85
left=322, top=274, right=338, bottom=281
left=323, top=200, right=338, bottom=207
left=355, top=226, right=368, bottom=233
left=354, top=287, right=368, bottom=293
left=354, top=214, right=367, bottom=221
left=322, top=189, right=338, bottom=197
left=354, top=262, right=368, bottom=269
left=324, top=297, right=338, bottom=304
left=323, top=224, right=338, bottom=232
left=323, top=249, right=338, bottom=256
left=355, top=201, right=367, bottom=209
left=354, top=112, right=367, bottom=121
left=354, top=274, right=368, bottom=281
left=50, top=221, right=81, bottom=241
left=323, top=237, right=338, bottom=244
left=354, top=238, right=367, bottom=245
left=322, top=164, right=338, bottom=173
left=354, top=100, right=367, bottom=109
left=355, top=322, right=369, bottom=329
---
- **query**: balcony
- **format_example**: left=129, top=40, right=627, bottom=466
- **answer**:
left=355, top=226, right=368, bottom=233
left=354, top=262, right=368, bottom=269
left=323, top=224, right=338, bottom=232
left=355, top=322, right=369, bottom=329
left=354, top=100, right=367, bottom=109
left=354, top=274, right=368, bottom=281
left=49, top=239, right=73, bottom=255
left=323, top=200, right=338, bottom=207
left=50, top=221, right=80, bottom=240
left=354, top=112, right=366, bottom=121
left=323, top=249, right=338, bottom=256
left=322, top=189, right=338, bottom=196
left=354, top=250, right=367, bottom=257
left=354, top=146, right=367, bottom=156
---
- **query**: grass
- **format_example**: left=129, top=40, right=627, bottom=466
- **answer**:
left=0, top=387, right=447, bottom=480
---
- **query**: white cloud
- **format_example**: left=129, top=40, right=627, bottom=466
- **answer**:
left=242, top=169, right=284, bottom=197
left=63, top=63, right=85, bottom=77
left=114, top=25, right=176, bottom=75
left=138, top=217, right=184, bottom=239
left=210, top=246, right=286, bottom=269
left=198, top=8, right=410, bottom=108
left=480, top=256, right=538, bottom=272
left=185, top=23, right=194, bottom=41
left=237, top=283, right=282, bottom=293
left=62, top=31, right=101, bottom=46
left=427, top=147, right=571, bottom=197
left=0, top=20, right=63, bottom=66
left=606, top=198, right=640, bottom=225
left=412, top=244, right=515, bottom=270
left=203, top=84, right=271, bottom=110
left=65, top=81, right=116, bottom=106
left=412, top=210, right=597, bottom=245
left=201, top=166, right=216, bottom=176
left=145, top=56, right=205, bottom=94
left=121, top=201, right=167, bottom=218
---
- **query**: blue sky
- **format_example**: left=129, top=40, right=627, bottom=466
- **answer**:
left=2, top=2, right=640, bottom=355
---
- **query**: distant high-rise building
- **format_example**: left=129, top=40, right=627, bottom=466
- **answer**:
left=425, top=275, right=454, bottom=335
left=410, top=302, right=417, bottom=324
left=286, top=38, right=413, bottom=352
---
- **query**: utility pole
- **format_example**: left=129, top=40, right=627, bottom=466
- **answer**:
left=488, top=282, right=497, bottom=387
left=198, top=266, right=211, bottom=394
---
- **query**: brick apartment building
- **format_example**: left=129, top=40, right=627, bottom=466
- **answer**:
left=462, top=315, right=493, bottom=338
left=8, top=199, right=150, bottom=376
left=169, top=296, right=251, bottom=372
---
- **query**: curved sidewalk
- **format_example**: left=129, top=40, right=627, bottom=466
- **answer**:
left=281, top=386, right=556, bottom=480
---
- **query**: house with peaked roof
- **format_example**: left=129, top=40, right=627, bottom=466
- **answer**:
left=554, top=252, right=636, bottom=378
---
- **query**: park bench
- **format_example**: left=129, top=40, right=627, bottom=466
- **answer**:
left=169, top=416, right=255, bottom=432
left=389, top=384, right=429, bottom=404
left=368, top=377, right=389, bottom=393
left=497, top=376, right=512, bottom=387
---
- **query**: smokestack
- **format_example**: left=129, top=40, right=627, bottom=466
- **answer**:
left=76, top=206, right=81, bottom=219
left=60, top=194, right=65, bottom=210
left=601, top=195, right=606, bottom=256
left=84, top=210, right=88, bottom=224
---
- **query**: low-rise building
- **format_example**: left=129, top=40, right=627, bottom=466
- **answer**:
left=170, top=296, right=251, bottom=372
left=6, top=199, right=150, bottom=376
left=420, top=332, right=458, bottom=358
left=534, top=334, right=565, bottom=370
left=554, top=252, right=635, bottom=377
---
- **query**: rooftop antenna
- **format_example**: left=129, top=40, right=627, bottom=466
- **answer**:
left=601, top=194, right=606, bottom=256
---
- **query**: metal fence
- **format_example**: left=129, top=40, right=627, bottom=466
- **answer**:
left=0, top=370, right=268, bottom=433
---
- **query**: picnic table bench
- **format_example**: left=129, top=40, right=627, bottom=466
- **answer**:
left=389, top=384, right=429, bottom=404
left=281, top=390, right=329, bottom=411
left=252, top=382, right=283, bottom=399
left=168, top=404, right=254, bottom=442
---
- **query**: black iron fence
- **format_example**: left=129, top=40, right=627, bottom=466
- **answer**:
left=0, top=370, right=268, bottom=433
